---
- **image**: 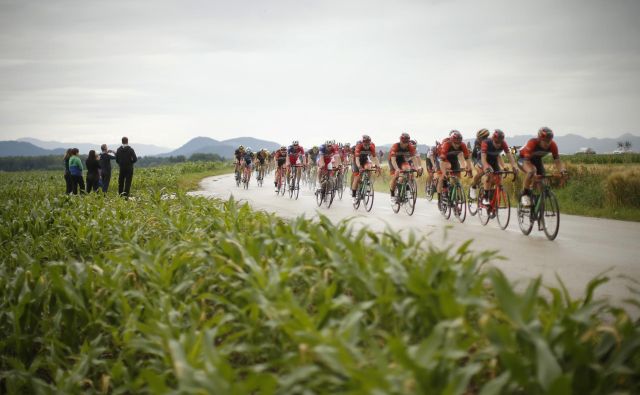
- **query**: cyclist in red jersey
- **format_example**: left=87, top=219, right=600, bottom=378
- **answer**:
left=389, top=133, right=422, bottom=203
left=317, top=140, right=342, bottom=189
left=437, top=130, right=472, bottom=196
left=351, top=135, right=381, bottom=202
left=518, top=127, right=566, bottom=206
left=480, top=129, right=518, bottom=204
left=273, top=146, right=288, bottom=191
left=286, top=140, right=306, bottom=187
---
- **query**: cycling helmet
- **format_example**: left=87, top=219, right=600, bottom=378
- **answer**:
left=450, top=130, right=463, bottom=143
left=239, top=145, right=245, bottom=150
left=279, top=145, right=286, bottom=150
left=292, top=140, right=299, bottom=146
left=345, top=143, right=350, bottom=148
left=538, top=127, right=554, bottom=141
left=410, top=139, right=417, bottom=146
left=477, top=128, right=490, bottom=139
left=312, top=145, right=318, bottom=150
left=246, top=147, right=252, bottom=153
left=400, top=133, right=411, bottom=143
left=362, top=134, right=371, bottom=142
left=325, top=140, right=332, bottom=147
left=492, top=129, right=505, bottom=142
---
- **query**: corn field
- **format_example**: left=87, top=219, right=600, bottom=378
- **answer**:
left=1, top=164, right=639, bottom=394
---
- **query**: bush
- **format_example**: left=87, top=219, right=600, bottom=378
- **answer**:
left=606, top=169, right=640, bottom=208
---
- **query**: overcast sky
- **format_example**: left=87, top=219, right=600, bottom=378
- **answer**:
left=1, top=0, right=639, bottom=148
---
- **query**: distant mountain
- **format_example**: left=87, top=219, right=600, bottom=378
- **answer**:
left=18, top=137, right=171, bottom=157
left=159, top=136, right=281, bottom=158
left=0, top=141, right=66, bottom=157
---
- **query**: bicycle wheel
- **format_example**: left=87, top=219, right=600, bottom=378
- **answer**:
left=294, top=173, right=300, bottom=200
left=392, top=185, right=401, bottom=213
left=453, top=183, right=466, bottom=222
left=467, top=185, right=478, bottom=216
left=425, top=180, right=435, bottom=202
left=517, top=193, right=534, bottom=235
left=353, top=186, right=362, bottom=210
left=316, top=181, right=325, bottom=206
left=496, top=187, right=511, bottom=230
left=477, top=187, right=490, bottom=226
left=364, top=179, right=374, bottom=212
left=327, top=178, right=335, bottom=208
left=541, top=190, right=560, bottom=240
left=405, top=178, right=417, bottom=215
left=235, top=170, right=241, bottom=187
left=279, top=174, right=287, bottom=196
left=438, top=191, right=451, bottom=219
left=336, top=173, right=343, bottom=200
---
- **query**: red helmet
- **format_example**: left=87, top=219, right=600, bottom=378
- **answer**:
left=538, top=127, right=554, bottom=141
left=400, top=133, right=410, bottom=143
left=450, top=130, right=463, bottom=143
left=492, top=129, right=505, bottom=142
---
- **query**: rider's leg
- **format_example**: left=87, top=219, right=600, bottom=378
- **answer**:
left=438, top=161, right=452, bottom=194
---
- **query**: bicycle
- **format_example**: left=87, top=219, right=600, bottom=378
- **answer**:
left=392, top=169, right=418, bottom=215
left=308, top=165, right=318, bottom=191
left=477, top=170, right=516, bottom=229
left=242, top=163, right=252, bottom=189
left=335, top=166, right=346, bottom=200
left=424, top=170, right=437, bottom=201
left=234, top=163, right=241, bottom=187
left=438, top=170, right=469, bottom=222
left=353, top=167, right=377, bottom=212
left=517, top=173, right=565, bottom=241
left=255, top=163, right=265, bottom=187
left=275, top=166, right=287, bottom=196
left=316, top=167, right=337, bottom=208
left=288, top=164, right=304, bottom=200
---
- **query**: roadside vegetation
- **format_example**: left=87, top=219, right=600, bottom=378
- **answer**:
left=1, top=163, right=639, bottom=393
left=372, top=156, right=640, bottom=221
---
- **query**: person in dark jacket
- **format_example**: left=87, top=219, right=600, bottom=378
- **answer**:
left=85, top=150, right=101, bottom=193
left=116, top=136, right=137, bottom=197
left=63, top=148, right=73, bottom=194
left=68, top=148, right=85, bottom=194
left=99, top=144, right=116, bottom=193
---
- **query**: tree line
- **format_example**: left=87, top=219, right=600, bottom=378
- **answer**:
left=0, top=153, right=226, bottom=172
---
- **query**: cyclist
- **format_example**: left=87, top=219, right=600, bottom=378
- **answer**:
left=273, top=146, right=287, bottom=191
left=351, top=135, right=381, bottom=202
left=437, top=130, right=472, bottom=196
left=255, top=148, right=269, bottom=181
left=470, top=129, right=490, bottom=200
left=389, top=133, right=423, bottom=203
left=286, top=140, right=306, bottom=188
left=518, top=127, right=566, bottom=206
left=241, top=147, right=255, bottom=184
left=305, top=145, right=320, bottom=182
left=234, top=145, right=245, bottom=181
left=318, top=139, right=342, bottom=190
left=480, top=129, right=518, bottom=204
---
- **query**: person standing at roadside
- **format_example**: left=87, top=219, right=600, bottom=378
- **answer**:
left=99, top=144, right=116, bottom=193
left=68, top=148, right=85, bottom=194
left=85, top=150, right=101, bottom=193
left=63, top=148, right=73, bottom=194
left=116, top=136, right=137, bottom=197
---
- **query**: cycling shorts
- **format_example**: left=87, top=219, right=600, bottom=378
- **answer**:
left=518, top=157, right=545, bottom=176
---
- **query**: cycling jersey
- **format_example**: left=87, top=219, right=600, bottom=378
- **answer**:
left=439, top=140, right=470, bottom=162
left=389, top=143, right=416, bottom=173
left=472, top=139, right=485, bottom=165
left=481, top=139, right=509, bottom=169
left=307, top=149, right=319, bottom=163
left=354, top=142, right=377, bottom=166
left=234, top=149, right=244, bottom=161
left=256, top=151, right=267, bottom=164
left=518, top=138, right=559, bottom=176
left=519, top=138, right=559, bottom=160
left=243, top=152, right=254, bottom=165
left=319, top=144, right=339, bottom=167
left=287, top=145, right=305, bottom=164
left=274, top=150, right=287, bottom=166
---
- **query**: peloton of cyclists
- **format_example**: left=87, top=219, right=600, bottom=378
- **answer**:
left=437, top=130, right=473, bottom=198
left=389, top=133, right=423, bottom=203
left=351, top=135, right=381, bottom=203
left=518, top=127, right=567, bottom=206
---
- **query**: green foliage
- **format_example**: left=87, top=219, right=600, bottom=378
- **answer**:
left=547, top=153, right=640, bottom=165
left=1, top=166, right=639, bottom=394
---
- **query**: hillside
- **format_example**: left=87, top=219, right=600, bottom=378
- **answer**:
left=17, top=138, right=171, bottom=157
left=0, top=141, right=65, bottom=157
left=159, top=136, right=281, bottom=158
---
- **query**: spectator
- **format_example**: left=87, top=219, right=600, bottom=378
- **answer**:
left=68, top=148, right=85, bottom=194
left=116, top=136, right=137, bottom=197
left=99, top=144, right=116, bottom=193
left=63, top=148, right=73, bottom=194
left=85, top=150, right=101, bottom=193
